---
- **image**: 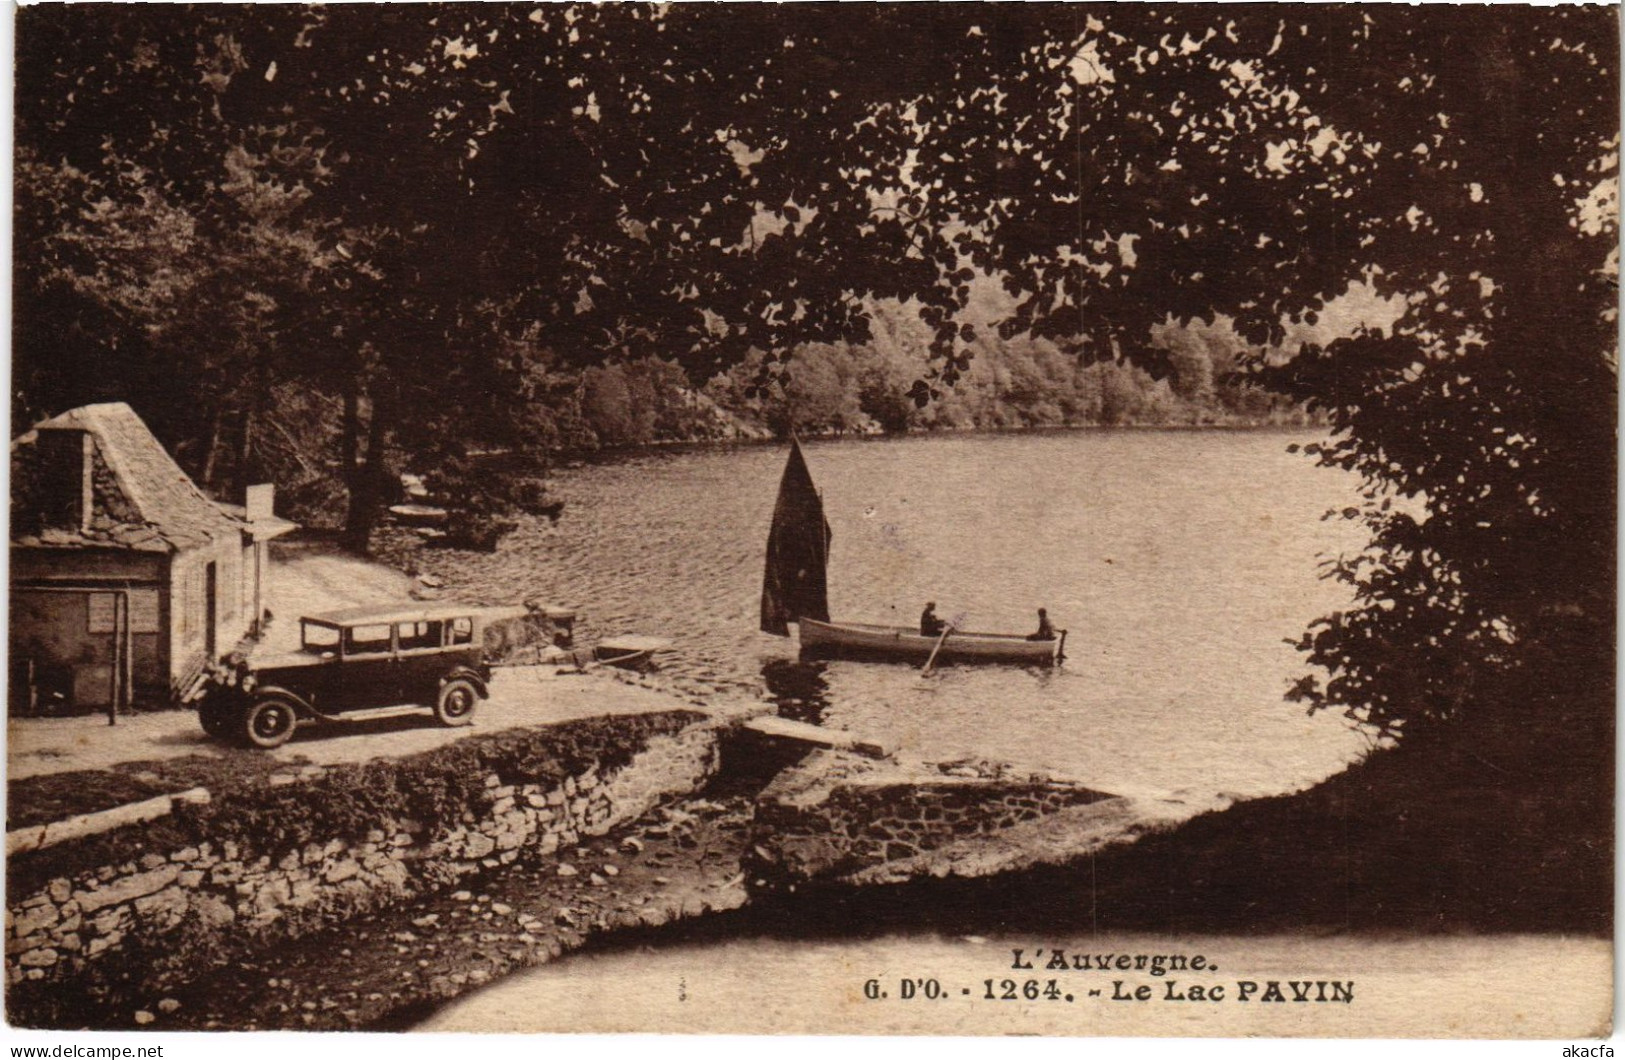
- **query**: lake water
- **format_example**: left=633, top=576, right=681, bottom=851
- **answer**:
left=411, top=429, right=1386, bottom=1034
left=429, top=429, right=1371, bottom=801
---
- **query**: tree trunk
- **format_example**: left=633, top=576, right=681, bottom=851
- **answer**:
left=339, top=354, right=366, bottom=548
left=341, top=363, right=360, bottom=481
left=342, top=371, right=393, bottom=552
left=234, top=389, right=258, bottom=500
left=200, top=406, right=225, bottom=491
left=341, top=468, right=380, bottom=551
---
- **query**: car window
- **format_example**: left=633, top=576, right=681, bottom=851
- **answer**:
left=397, top=620, right=442, bottom=651
left=303, top=623, right=340, bottom=651
left=450, top=617, right=474, bottom=645
left=344, top=624, right=393, bottom=655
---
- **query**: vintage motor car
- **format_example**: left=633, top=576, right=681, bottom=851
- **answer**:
left=200, top=604, right=527, bottom=748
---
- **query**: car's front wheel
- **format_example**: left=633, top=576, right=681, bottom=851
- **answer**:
left=242, top=696, right=299, bottom=749
left=435, top=677, right=479, bottom=728
left=199, top=699, right=233, bottom=740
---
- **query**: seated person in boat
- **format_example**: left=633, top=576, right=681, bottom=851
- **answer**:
left=1027, top=608, right=1056, bottom=641
left=920, top=602, right=948, bottom=637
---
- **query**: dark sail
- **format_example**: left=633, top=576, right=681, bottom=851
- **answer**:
left=760, top=438, right=832, bottom=635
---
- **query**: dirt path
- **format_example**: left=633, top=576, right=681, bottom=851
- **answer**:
left=8, top=538, right=761, bottom=784
left=5, top=668, right=729, bottom=782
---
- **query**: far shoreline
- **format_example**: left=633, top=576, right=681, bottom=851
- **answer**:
left=477, top=419, right=1335, bottom=474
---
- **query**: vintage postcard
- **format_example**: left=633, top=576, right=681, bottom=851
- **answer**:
left=6, top=2, right=1615, bottom=1049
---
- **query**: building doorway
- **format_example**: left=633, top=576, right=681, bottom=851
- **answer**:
left=205, top=561, right=218, bottom=661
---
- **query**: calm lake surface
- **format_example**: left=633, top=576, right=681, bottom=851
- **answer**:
left=414, top=430, right=1377, bottom=1032
left=441, top=429, right=1370, bottom=801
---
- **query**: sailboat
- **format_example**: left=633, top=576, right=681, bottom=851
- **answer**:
left=759, top=436, right=832, bottom=636
left=760, top=440, right=1065, bottom=666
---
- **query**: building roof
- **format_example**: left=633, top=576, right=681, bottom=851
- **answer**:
left=13, top=402, right=268, bottom=554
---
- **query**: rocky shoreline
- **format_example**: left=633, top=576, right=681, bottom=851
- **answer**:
left=76, top=794, right=755, bottom=1031
left=17, top=704, right=1607, bottom=1032
left=12, top=718, right=1169, bottom=1031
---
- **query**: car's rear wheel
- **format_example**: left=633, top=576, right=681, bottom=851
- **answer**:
left=435, top=678, right=478, bottom=727
left=242, top=697, right=299, bottom=749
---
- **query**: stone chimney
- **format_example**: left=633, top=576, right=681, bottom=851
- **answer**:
left=244, top=482, right=276, bottom=521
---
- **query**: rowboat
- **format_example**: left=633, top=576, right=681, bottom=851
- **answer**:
left=760, top=439, right=1064, bottom=668
left=594, top=635, right=672, bottom=670
left=389, top=503, right=449, bottom=526
left=496, top=635, right=672, bottom=673
left=798, top=618, right=1064, bottom=666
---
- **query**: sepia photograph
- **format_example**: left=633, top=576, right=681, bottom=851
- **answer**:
left=5, top=2, right=1616, bottom=1046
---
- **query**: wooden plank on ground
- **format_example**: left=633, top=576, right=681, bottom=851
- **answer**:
left=6, top=787, right=212, bottom=857
left=741, top=716, right=895, bottom=759
left=596, top=635, right=672, bottom=654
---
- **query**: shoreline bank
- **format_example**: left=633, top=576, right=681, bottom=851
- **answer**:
left=8, top=691, right=1609, bottom=1032
left=4, top=708, right=728, bottom=1028
left=6, top=682, right=1201, bottom=1032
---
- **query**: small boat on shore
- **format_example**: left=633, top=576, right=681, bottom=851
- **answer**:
left=760, top=439, right=1064, bottom=667
left=594, top=635, right=672, bottom=670
left=495, top=635, right=671, bottom=673
left=389, top=503, right=449, bottom=526
left=798, top=618, right=1064, bottom=666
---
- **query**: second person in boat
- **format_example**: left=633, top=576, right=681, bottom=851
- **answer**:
left=1027, top=607, right=1057, bottom=641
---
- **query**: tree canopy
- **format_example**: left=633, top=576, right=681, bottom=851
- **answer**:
left=14, top=4, right=1616, bottom=746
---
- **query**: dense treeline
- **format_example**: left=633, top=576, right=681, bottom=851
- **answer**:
left=486, top=306, right=1323, bottom=452
left=13, top=5, right=1616, bottom=793
left=12, top=142, right=1313, bottom=491
left=714, top=307, right=1320, bottom=438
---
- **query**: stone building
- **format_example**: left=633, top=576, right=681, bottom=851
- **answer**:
left=10, top=402, right=295, bottom=712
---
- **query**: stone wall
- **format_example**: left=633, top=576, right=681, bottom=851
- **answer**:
left=751, top=751, right=1120, bottom=886
left=6, top=722, right=721, bottom=997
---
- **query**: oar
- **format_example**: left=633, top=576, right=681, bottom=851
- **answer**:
left=921, top=624, right=954, bottom=676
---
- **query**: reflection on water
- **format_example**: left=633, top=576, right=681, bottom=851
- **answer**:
left=758, top=658, right=831, bottom=724
left=424, top=430, right=1370, bottom=799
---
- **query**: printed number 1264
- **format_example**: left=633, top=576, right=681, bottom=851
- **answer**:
left=984, top=979, right=1066, bottom=1001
